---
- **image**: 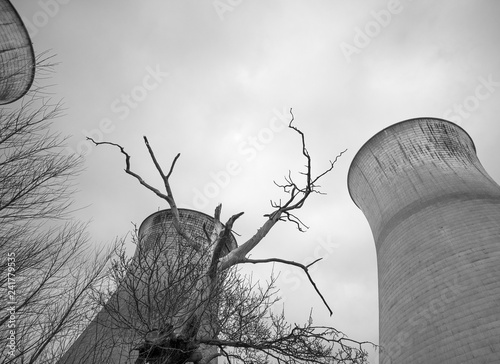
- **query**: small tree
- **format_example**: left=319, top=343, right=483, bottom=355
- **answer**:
left=0, top=82, right=115, bottom=364
left=85, top=110, right=373, bottom=364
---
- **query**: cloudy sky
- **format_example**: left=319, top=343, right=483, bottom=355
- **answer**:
left=10, top=0, right=500, bottom=362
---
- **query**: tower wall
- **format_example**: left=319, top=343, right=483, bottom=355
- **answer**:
left=348, top=118, right=500, bottom=363
left=58, top=208, right=232, bottom=363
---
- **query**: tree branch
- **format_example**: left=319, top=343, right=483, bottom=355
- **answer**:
left=208, top=211, right=244, bottom=280
left=241, top=257, right=332, bottom=316
left=142, top=136, right=183, bottom=233
left=87, top=137, right=200, bottom=250
left=219, top=109, right=346, bottom=270
left=86, top=138, right=169, bottom=201
left=201, top=318, right=373, bottom=364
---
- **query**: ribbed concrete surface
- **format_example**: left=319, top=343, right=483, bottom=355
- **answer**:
left=0, top=0, right=36, bottom=104
left=348, top=118, right=500, bottom=363
left=58, top=209, right=232, bottom=364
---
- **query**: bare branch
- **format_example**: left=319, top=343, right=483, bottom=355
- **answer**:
left=87, top=137, right=201, bottom=251
left=220, top=109, right=345, bottom=270
left=143, top=136, right=181, bottom=221
left=208, top=211, right=244, bottom=280
left=241, top=257, right=332, bottom=316
left=202, top=309, right=373, bottom=364
left=209, top=204, right=224, bottom=245
left=86, top=138, right=171, bottom=203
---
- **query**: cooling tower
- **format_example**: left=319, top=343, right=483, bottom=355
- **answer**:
left=0, top=0, right=35, bottom=104
left=347, top=118, right=500, bottom=363
left=58, top=208, right=235, bottom=364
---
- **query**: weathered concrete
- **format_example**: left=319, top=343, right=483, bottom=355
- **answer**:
left=348, top=118, right=500, bottom=363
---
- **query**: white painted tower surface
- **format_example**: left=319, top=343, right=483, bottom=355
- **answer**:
left=347, top=118, right=500, bottom=363
left=58, top=208, right=234, bottom=363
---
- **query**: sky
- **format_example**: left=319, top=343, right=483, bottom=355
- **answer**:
left=9, top=0, right=500, bottom=362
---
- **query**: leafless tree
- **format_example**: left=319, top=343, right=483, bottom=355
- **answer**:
left=85, top=110, right=374, bottom=364
left=0, top=82, right=116, bottom=363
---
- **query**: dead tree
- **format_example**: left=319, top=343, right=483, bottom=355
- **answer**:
left=88, top=110, right=372, bottom=363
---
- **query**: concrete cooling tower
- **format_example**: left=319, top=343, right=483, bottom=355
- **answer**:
left=348, top=118, right=500, bottom=363
left=58, top=208, right=235, bottom=364
left=0, top=0, right=35, bottom=104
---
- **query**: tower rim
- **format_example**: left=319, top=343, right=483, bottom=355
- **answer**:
left=138, top=208, right=218, bottom=235
left=346, top=117, right=477, bottom=208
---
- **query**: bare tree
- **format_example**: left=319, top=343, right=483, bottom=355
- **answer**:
left=85, top=109, right=373, bottom=364
left=0, top=84, right=116, bottom=363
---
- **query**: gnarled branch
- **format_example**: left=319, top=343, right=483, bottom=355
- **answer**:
left=220, top=109, right=345, bottom=269
left=86, top=137, right=199, bottom=251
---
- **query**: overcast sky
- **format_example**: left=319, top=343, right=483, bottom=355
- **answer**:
left=11, top=0, right=500, bottom=362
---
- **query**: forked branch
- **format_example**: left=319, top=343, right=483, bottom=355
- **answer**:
left=242, top=256, right=333, bottom=316
left=220, top=109, right=346, bottom=269
left=269, top=109, right=347, bottom=230
left=87, top=137, right=198, bottom=250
